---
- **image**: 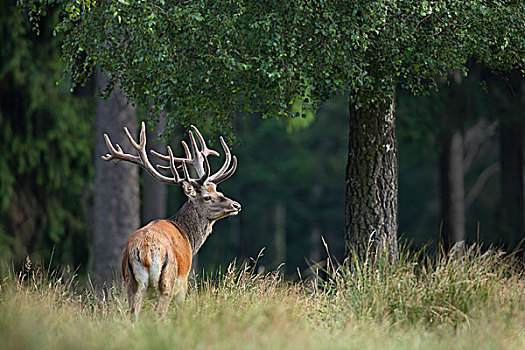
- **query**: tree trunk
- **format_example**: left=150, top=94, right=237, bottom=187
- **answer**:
left=345, top=93, right=398, bottom=261
left=141, top=117, right=167, bottom=224
left=92, top=71, right=139, bottom=286
left=440, top=130, right=466, bottom=253
left=499, top=124, right=524, bottom=251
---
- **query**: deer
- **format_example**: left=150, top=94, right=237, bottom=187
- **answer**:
left=102, top=122, right=241, bottom=319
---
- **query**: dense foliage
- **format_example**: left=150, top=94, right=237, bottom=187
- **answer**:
left=20, top=0, right=525, bottom=136
left=0, top=1, right=93, bottom=266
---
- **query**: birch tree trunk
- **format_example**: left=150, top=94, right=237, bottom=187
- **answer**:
left=440, top=130, right=466, bottom=253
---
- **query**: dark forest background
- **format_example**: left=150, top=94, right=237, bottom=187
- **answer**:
left=1, top=1, right=523, bottom=277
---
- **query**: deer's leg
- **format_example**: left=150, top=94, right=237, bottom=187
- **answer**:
left=128, top=279, right=147, bottom=321
left=127, top=285, right=135, bottom=312
left=156, top=261, right=177, bottom=318
left=157, top=277, right=187, bottom=318
left=126, top=275, right=138, bottom=313
left=156, top=292, right=173, bottom=318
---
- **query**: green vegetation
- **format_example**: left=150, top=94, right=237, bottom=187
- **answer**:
left=1, top=245, right=523, bottom=349
left=0, top=1, right=93, bottom=266
left=20, top=0, right=525, bottom=135
left=17, top=0, right=525, bottom=261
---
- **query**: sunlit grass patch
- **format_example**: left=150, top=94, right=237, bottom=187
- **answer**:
left=0, top=245, right=523, bottom=349
left=315, top=244, right=524, bottom=328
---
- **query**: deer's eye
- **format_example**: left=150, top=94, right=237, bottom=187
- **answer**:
left=203, top=196, right=212, bottom=202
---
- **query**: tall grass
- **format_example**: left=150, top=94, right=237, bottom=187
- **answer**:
left=0, top=245, right=523, bottom=349
left=316, top=244, right=524, bottom=327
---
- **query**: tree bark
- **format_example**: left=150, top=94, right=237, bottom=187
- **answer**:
left=92, top=71, right=139, bottom=286
left=345, top=93, right=398, bottom=261
left=440, top=130, right=466, bottom=252
left=141, top=117, right=167, bottom=224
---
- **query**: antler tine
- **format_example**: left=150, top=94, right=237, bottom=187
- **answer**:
left=138, top=124, right=235, bottom=186
left=195, top=154, right=211, bottom=185
left=182, top=125, right=220, bottom=179
left=181, top=159, right=191, bottom=183
left=190, top=125, right=220, bottom=157
left=187, top=130, right=206, bottom=177
left=151, top=140, right=191, bottom=162
left=155, top=144, right=198, bottom=185
left=124, top=126, right=142, bottom=150
left=181, top=141, right=192, bottom=158
left=167, top=145, right=181, bottom=183
left=153, top=140, right=192, bottom=173
left=101, top=134, right=142, bottom=166
left=102, top=122, right=180, bottom=185
left=150, top=129, right=204, bottom=177
left=211, top=155, right=238, bottom=185
left=188, top=126, right=238, bottom=185
left=209, top=136, right=232, bottom=183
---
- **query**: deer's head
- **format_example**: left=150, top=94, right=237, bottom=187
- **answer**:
left=102, top=123, right=241, bottom=222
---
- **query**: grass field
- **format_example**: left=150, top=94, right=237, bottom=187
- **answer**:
left=0, top=245, right=523, bottom=350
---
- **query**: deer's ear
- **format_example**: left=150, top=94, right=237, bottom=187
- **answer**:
left=182, top=182, right=197, bottom=198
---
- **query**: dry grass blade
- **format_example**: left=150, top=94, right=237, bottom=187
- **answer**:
left=0, top=244, right=523, bottom=349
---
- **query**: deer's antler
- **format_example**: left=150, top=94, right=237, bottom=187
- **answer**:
left=102, top=123, right=237, bottom=186
left=152, top=125, right=237, bottom=185
left=103, top=122, right=189, bottom=185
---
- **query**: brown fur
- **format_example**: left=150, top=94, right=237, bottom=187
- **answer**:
left=121, top=220, right=192, bottom=318
left=122, top=220, right=192, bottom=280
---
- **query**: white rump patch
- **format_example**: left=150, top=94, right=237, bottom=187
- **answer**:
left=148, top=249, right=163, bottom=292
left=130, top=248, right=163, bottom=292
left=131, top=257, right=149, bottom=290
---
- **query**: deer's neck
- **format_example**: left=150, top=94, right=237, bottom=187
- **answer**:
left=169, top=201, right=215, bottom=255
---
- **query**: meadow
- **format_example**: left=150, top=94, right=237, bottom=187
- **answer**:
left=0, top=245, right=523, bottom=350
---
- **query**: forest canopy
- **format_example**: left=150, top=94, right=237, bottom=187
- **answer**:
left=20, top=0, right=525, bottom=136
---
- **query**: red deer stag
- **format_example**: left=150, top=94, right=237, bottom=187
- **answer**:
left=102, top=122, right=241, bottom=318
